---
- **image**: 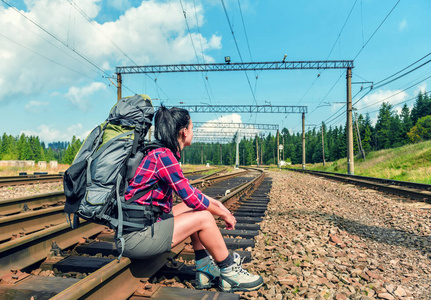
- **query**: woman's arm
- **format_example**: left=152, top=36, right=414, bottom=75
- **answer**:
left=204, top=195, right=236, bottom=230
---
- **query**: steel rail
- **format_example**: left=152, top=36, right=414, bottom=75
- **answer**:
left=0, top=220, right=104, bottom=278
left=0, top=174, right=62, bottom=180
left=310, top=170, right=431, bottom=191
left=0, top=176, right=63, bottom=187
left=193, top=169, right=248, bottom=188
left=0, top=206, right=66, bottom=242
left=289, top=169, right=431, bottom=203
left=0, top=192, right=65, bottom=216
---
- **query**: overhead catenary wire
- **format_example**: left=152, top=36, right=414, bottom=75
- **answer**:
left=296, top=0, right=358, bottom=109
left=0, top=0, right=112, bottom=78
left=353, top=0, right=401, bottom=60
left=220, top=0, right=258, bottom=105
left=0, top=32, right=101, bottom=82
left=179, top=0, right=215, bottom=106
left=366, top=90, right=431, bottom=114
left=311, top=0, right=402, bottom=129
left=67, top=0, right=139, bottom=67
left=356, top=73, right=431, bottom=111
left=192, top=0, right=218, bottom=104
left=0, top=7, right=99, bottom=78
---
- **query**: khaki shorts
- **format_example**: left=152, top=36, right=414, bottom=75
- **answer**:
left=116, top=213, right=174, bottom=259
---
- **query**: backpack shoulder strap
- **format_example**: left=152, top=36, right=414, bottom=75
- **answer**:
left=126, top=181, right=160, bottom=204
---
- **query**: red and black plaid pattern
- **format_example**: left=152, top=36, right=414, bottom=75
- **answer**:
left=126, top=147, right=209, bottom=213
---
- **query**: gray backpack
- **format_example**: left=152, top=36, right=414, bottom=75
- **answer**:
left=63, top=94, right=163, bottom=258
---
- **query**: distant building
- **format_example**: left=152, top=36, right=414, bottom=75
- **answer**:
left=38, top=161, right=47, bottom=169
left=0, top=160, right=35, bottom=167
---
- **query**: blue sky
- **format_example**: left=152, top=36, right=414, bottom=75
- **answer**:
left=1, top=0, right=430, bottom=143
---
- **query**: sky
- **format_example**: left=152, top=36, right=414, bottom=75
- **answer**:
left=1, top=0, right=430, bottom=144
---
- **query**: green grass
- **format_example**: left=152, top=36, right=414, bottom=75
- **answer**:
left=287, top=140, right=431, bottom=184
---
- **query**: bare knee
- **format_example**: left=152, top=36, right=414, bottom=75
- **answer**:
left=195, top=210, right=216, bottom=227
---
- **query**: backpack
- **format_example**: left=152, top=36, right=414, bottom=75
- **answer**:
left=63, top=94, right=163, bottom=258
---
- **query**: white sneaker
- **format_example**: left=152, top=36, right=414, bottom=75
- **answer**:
left=219, top=252, right=263, bottom=292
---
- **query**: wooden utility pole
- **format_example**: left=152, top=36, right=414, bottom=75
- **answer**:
left=256, top=137, right=259, bottom=167
left=117, top=73, right=122, bottom=101
left=302, top=112, right=305, bottom=170
left=321, top=124, right=326, bottom=166
left=277, top=130, right=280, bottom=167
left=346, top=67, right=354, bottom=174
left=354, top=113, right=366, bottom=160
left=220, top=144, right=222, bottom=165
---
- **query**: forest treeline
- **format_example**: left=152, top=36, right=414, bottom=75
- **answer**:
left=1, top=92, right=430, bottom=166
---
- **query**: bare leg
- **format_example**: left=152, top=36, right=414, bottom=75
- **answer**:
left=172, top=209, right=228, bottom=262
left=172, top=203, right=205, bottom=250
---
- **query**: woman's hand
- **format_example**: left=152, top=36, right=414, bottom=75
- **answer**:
left=205, top=194, right=235, bottom=229
left=222, top=212, right=236, bottom=230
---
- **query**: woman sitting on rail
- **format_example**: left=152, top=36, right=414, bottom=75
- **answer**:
left=116, top=104, right=263, bottom=292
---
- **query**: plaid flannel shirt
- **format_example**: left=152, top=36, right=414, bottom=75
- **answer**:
left=125, top=147, right=210, bottom=213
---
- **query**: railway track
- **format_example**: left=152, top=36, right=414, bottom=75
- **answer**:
left=0, top=168, right=270, bottom=299
left=0, top=174, right=64, bottom=187
left=0, top=167, right=222, bottom=188
left=289, top=169, right=431, bottom=204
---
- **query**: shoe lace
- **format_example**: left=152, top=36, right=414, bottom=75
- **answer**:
left=233, top=256, right=252, bottom=276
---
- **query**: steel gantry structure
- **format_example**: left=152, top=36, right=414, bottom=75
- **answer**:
left=154, top=105, right=306, bottom=114
left=115, top=60, right=353, bottom=75
left=194, top=122, right=279, bottom=131
left=116, top=60, right=355, bottom=173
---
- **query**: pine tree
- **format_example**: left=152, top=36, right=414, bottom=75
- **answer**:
left=400, top=104, right=413, bottom=142
left=375, top=102, right=393, bottom=149
left=411, top=92, right=431, bottom=125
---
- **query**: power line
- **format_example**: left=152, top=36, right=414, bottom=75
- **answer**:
left=356, top=73, right=431, bottom=111
left=373, top=52, right=431, bottom=87
left=67, top=0, right=139, bottom=67
left=297, top=1, right=358, bottom=107
left=366, top=90, right=431, bottom=114
left=326, top=0, right=358, bottom=61
left=0, top=7, right=99, bottom=77
left=0, top=0, right=112, bottom=78
left=192, top=0, right=218, bottom=104
left=179, top=0, right=214, bottom=105
left=312, top=0, right=401, bottom=128
left=237, top=0, right=253, bottom=62
left=0, top=32, right=99, bottom=81
left=373, top=59, right=431, bottom=90
left=353, top=0, right=401, bottom=60
left=220, top=0, right=257, bottom=105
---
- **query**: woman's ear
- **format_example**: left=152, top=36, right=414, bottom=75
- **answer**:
left=182, top=127, right=188, bottom=137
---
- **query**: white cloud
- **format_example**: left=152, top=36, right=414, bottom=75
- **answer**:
left=21, top=123, right=88, bottom=143
left=399, top=19, right=407, bottom=31
left=356, top=89, right=408, bottom=111
left=64, top=82, right=106, bottom=111
left=109, top=0, right=132, bottom=11
left=0, top=0, right=221, bottom=103
left=356, top=89, right=409, bottom=125
left=415, top=82, right=427, bottom=95
left=24, top=100, right=49, bottom=112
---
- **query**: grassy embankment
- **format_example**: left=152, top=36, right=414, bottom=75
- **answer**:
left=288, top=140, right=431, bottom=184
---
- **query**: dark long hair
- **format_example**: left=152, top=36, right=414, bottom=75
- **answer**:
left=154, top=104, right=190, bottom=159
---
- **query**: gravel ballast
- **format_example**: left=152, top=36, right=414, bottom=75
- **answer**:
left=246, top=171, right=430, bottom=299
